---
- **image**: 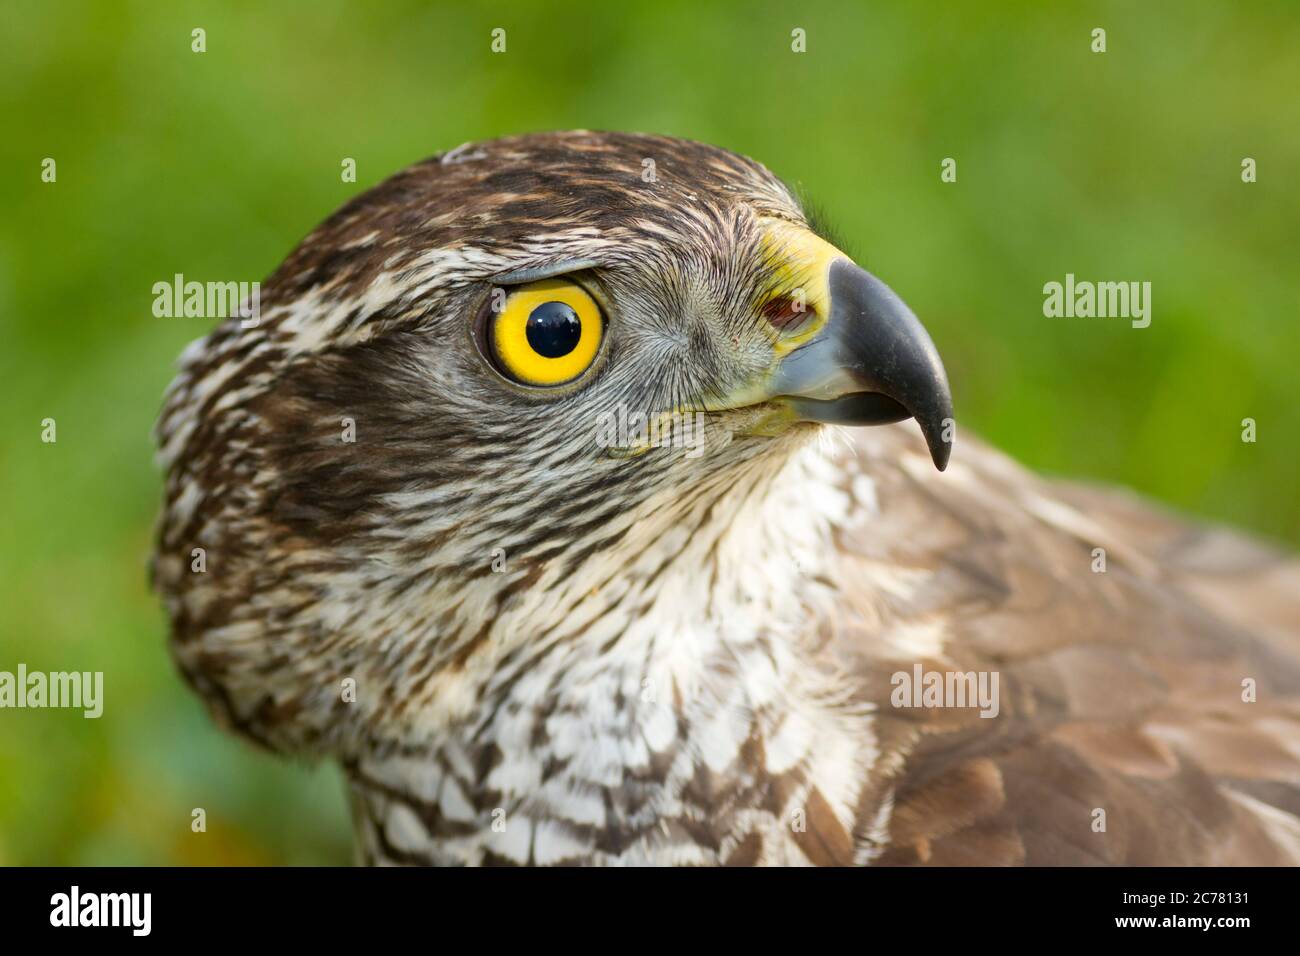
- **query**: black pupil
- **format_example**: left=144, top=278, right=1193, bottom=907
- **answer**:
left=525, top=301, right=582, bottom=358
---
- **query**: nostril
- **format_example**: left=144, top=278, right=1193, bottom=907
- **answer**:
left=761, top=296, right=815, bottom=334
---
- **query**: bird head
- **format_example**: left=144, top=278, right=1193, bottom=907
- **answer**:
left=154, top=131, right=951, bottom=754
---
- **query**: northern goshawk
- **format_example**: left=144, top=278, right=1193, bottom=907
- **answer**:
left=153, top=131, right=1300, bottom=865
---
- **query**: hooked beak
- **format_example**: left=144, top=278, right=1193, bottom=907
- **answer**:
left=772, top=259, right=954, bottom=471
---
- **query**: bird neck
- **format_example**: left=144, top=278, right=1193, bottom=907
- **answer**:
left=346, top=435, right=882, bottom=864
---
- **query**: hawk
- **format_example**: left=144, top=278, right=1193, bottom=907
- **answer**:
left=153, top=131, right=1300, bottom=866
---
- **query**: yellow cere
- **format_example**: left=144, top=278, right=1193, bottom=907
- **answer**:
left=757, top=218, right=846, bottom=356
left=491, top=278, right=603, bottom=386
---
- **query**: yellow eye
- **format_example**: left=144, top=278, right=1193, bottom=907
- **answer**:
left=487, top=279, right=604, bottom=387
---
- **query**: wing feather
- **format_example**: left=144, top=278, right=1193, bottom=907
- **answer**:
left=824, top=425, right=1300, bottom=865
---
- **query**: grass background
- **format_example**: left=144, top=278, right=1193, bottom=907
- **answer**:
left=0, top=0, right=1296, bottom=864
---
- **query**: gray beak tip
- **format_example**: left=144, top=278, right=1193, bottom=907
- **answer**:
left=923, top=421, right=953, bottom=472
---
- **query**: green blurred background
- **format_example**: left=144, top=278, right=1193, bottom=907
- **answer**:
left=0, top=0, right=1296, bottom=864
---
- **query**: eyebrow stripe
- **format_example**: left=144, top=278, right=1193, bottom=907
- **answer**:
left=489, top=259, right=601, bottom=286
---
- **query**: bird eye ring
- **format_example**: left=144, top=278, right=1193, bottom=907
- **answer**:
left=479, top=279, right=604, bottom=387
